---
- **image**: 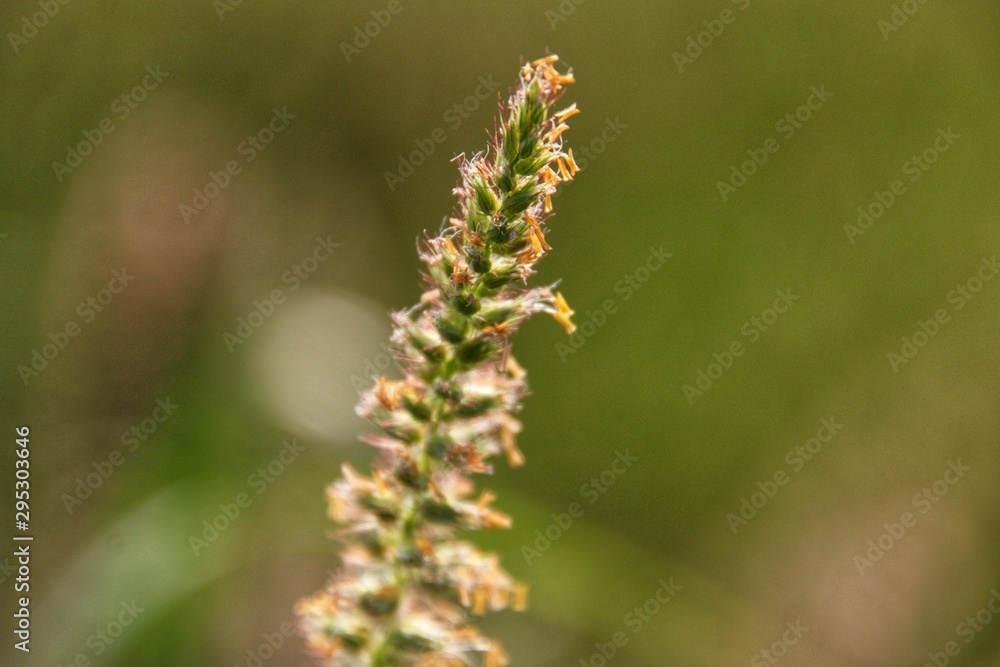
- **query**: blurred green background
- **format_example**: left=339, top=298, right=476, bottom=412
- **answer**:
left=2, top=1, right=1000, bottom=665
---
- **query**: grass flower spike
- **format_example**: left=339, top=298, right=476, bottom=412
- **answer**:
left=297, top=55, right=579, bottom=667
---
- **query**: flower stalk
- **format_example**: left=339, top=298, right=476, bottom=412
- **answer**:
left=296, top=55, right=579, bottom=667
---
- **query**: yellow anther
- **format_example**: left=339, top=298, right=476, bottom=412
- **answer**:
left=551, top=292, right=576, bottom=334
